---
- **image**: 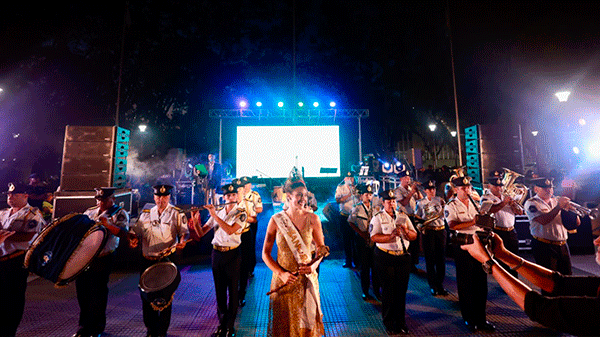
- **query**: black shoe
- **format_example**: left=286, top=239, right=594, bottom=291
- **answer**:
left=361, top=293, right=375, bottom=301
left=226, top=328, right=237, bottom=337
left=397, top=324, right=409, bottom=334
left=479, top=321, right=496, bottom=331
left=212, top=326, right=226, bottom=337
left=464, top=321, right=478, bottom=332
left=239, top=299, right=246, bottom=307
left=430, top=288, right=440, bottom=296
left=437, top=288, right=449, bottom=296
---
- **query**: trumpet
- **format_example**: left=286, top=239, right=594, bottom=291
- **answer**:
left=568, top=202, right=599, bottom=220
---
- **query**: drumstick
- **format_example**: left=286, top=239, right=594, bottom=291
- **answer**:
left=266, top=246, right=330, bottom=296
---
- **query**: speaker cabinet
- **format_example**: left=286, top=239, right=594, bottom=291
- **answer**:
left=52, top=189, right=132, bottom=219
left=60, top=126, right=130, bottom=191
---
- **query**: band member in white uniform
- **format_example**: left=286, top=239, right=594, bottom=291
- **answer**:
left=481, top=171, right=523, bottom=278
left=129, top=184, right=189, bottom=337
left=0, top=182, right=45, bottom=337
left=524, top=178, right=578, bottom=279
left=445, top=176, right=495, bottom=332
left=232, top=178, right=255, bottom=308
left=335, top=171, right=358, bottom=268
left=348, top=184, right=380, bottom=300
left=370, top=189, right=417, bottom=335
left=193, top=183, right=247, bottom=337
left=415, top=180, right=448, bottom=296
left=74, top=187, right=129, bottom=337
left=241, top=176, right=263, bottom=288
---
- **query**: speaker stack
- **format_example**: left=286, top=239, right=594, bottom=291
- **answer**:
left=53, top=126, right=132, bottom=219
left=464, top=124, right=524, bottom=192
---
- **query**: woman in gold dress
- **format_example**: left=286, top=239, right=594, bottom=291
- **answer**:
left=262, top=171, right=326, bottom=337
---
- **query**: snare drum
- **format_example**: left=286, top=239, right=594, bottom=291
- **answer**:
left=24, top=213, right=107, bottom=286
left=139, top=261, right=181, bottom=311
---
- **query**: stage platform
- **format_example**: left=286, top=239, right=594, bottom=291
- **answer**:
left=17, top=253, right=597, bottom=336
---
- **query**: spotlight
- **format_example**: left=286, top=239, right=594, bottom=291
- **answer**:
left=531, top=131, right=539, bottom=136
left=329, top=101, right=336, bottom=107
left=382, top=162, right=393, bottom=174
left=278, top=101, right=284, bottom=108
left=313, top=102, right=319, bottom=108
left=450, top=131, right=457, bottom=137
left=298, top=102, right=304, bottom=107
left=579, top=118, right=586, bottom=126
left=555, top=91, right=571, bottom=102
left=239, top=101, right=247, bottom=108
left=573, top=147, right=580, bottom=154
left=428, top=124, right=437, bottom=132
left=138, top=124, right=147, bottom=132
left=256, top=101, right=262, bottom=107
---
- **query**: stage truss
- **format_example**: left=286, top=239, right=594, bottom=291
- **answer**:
left=208, top=108, right=369, bottom=165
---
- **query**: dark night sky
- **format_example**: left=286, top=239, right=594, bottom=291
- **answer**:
left=1, top=1, right=600, bottom=181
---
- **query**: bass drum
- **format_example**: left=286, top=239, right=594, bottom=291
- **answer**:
left=139, top=261, right=181, bottom=311
left=25, top=213, right=107, bottom=286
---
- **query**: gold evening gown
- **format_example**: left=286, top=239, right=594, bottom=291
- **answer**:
left=268, top=213, right=325, bottom=337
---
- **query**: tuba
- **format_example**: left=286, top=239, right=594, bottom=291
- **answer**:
left=501, top=168, right=528, bottom=210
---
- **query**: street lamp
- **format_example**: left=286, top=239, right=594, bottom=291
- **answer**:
left=138, top=124, right=147, bottom=132
left=450, top=131, right=457, bottom=137
left=555, top=91, right=571, bottom=102
left=428, top=124, right=437, bottom=132
left=429, top=124, right=438, bottom=168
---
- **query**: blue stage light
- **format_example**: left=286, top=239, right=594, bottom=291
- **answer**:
left=330, top=101, right=336, bottom=107
left=239, top=101, right=248, bottom=108
left=298, top=102, right=304, bottom=107
left=278, top=101, right=284, bottom=108
left=313, top=102, right=319, bottom=107
left=256, top=101, right=262, bottom=107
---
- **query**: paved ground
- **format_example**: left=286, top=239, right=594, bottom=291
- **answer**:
left=17, top=252, right=598, bottom=337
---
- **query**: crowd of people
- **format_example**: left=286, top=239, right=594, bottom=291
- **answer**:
left=2, top=161, right=600, bottom=337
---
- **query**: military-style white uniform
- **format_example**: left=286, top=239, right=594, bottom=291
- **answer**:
left=205, top=204, right=248, bottom=332
left=244, top=190, right=262, bottom=214
left=416, top=196, right=446, bottom=293
left=335, top=183, right=357, bottom=216
left=132, top=204, right=189, bottom=259
left=336, top=182, right=358, bottom=267
left=348, top=202, right=377, bottom=297
left=444, top=197, right=489, bottom=326
left=394, top=185, right=417, bottom=215
left=525, top=195, right=572, bottom=276
left=131, top=203, right=189, bottom=336
left=369, top=209, right=414, bottom=332
left=0, top=204, right=45, bottom=337
left=77, top=204, right=129, bottom=336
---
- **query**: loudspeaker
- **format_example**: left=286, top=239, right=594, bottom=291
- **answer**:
left=464, top=124, right=524, bottom=187
left=52, top=189, right=132, bottom=219
left=60, top=126, right=130, bottom=191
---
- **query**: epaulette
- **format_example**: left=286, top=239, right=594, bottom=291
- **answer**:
left=373, top=210, right=384, bottom=217
left=173, top=206, right=185, bottom=213
left=88, top=205, right=100, bottom=210
left=142, top=209, right=151, bottom=213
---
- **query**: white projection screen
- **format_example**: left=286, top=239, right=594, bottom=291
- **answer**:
left=236, top=125, right=340, bottom=178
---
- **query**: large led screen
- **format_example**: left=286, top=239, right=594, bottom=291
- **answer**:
left=236, top=125, right=340, bottom=178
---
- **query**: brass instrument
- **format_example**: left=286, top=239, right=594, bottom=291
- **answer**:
left=501, top=168, right=528, bottom=212
left=568, top=201, right=599, bottom=220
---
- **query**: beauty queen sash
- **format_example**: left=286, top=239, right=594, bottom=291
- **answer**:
left=272, top=211, right=323, bottom=330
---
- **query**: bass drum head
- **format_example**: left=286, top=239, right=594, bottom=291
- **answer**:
left=140, top=262, right=180, bottom=293
left=58, top=227, right=106, bottom=283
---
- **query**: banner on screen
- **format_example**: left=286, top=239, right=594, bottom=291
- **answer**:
left=236, top=125, right=340, bottom=178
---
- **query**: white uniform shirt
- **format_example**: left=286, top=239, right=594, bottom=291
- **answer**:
left=335, top=183, right=357, bottom=216
left=348, top=202, right=372, bottom=232
left=395, top=184, right=417, bottom=215
left=84, top=205, right=129, bottom=255
left=244, top=190, right=263, bottom=214
left=415, top=196, right=445, bottom=228
left=204, top=204, right=247, bottom=247
left=132, top=204, right=189, bottom=258
left=525, top=195, right=568, bottom=241
left=0, top=204, right=45, bottom=256
left=480, top=190, right=515, bottom=229
left=369, top=209, right=415, bottom=252
left=444, top=197, right=481, bottom=234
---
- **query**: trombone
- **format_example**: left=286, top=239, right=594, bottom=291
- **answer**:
left=568, top=202, right=599, bottom=220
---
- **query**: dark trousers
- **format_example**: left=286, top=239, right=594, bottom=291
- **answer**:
left=239, top=229, right=253, bottom=300
left=422, top=229, right=446, bottom=290
left=0, top=254, right=28, bottom=337
left=531, top=239, right=572, bottom=276
left=374, top=248, right=411, bottom=331
left=75, top=253, right=114, bottom=335
left=454, top=246, right=488, bottom=324
left=358, top=242, right=380, bottom=296
left=140, top=258, right=173, bottom=336
left=493, top=228, right=520, bottom=278
left=339, top=213, right=356, bottom=266
left=409, top=230, right=421, bottom=267
left=212, top=247, right=241, bottom=330
left=249, top=220, right=259, bottom=274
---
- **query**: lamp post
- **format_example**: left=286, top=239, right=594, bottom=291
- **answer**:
left=429, top=124, right=438, bottom=168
